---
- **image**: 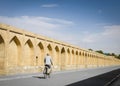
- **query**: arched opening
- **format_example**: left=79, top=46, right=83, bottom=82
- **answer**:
left=0, top=35, right=5, bottom=73
left=55, top=46, right=59, bottom=68
left=87, top=53, right=89, bottom=66
left=61, top=47, right=66, bottom=70
left=67, top=48, right=70, bottom=65
left=8, top=36, right=21, bottom=67
left=47, top=44, right=52, bottom=57
left=37, top=42, right=44, bottom=66
left=93, top=55, right=96, bottom=66
left=79, top=52, right=82, bottom=66
left=76, top=51, right=78, bottom=67
left=24, top=39, right=34, bottom=66
left=79, top=52, right=81, bottom=56
left=82, top=52, right=85, bottom=67
left=89, top=53, right=92, bottom=67
left=91, top=54, right=94, bottom=67
left=72, top=50, right=74, bottom=65
left=85, top=53, right=87, bottom=68
left=82, top=52, right=84, bottom=56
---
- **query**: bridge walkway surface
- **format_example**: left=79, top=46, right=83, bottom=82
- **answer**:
left=0, top=66, right=120, bottom=86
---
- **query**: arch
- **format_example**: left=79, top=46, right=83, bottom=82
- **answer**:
left=87, top=53, right=89, bottom=56
left=75, top=51, right=78, bottom=67
left=55, top=46, right=59, bottom=52
left=89, top=54, right=92, bottom=66
left=92, top=55, right=96, bottom=67
left=82, top=52, right=84, bottom=56
left=72, top=50, right=74, bottom=54
left=60, top=47, right=66, bottom=70
left=10, top=36, right=21, bottom=46
left=61, top=47, right=65, bottom=53
left=0, top=35, right=5, bottom=71
left=87, top=53, right=90, bottom=66
left=81, top=52, right=85, bottom=66
left=38, top=42, right=44, bottom=49
left=47, top=44, right=52, bottom=50
left=71, top=50, right=74, bottom=65
left=85, top=53, right=87, bottom=56
left=84, top=52, right=87, bottom=68
left=67, top=48, right=70, bottom=53
left=24, top=39, right=34, bottom=66
left=79, top=51, right=82, bottom=66
left=8, top=36, right=21, bottom=67
left=76, top=51, right=78, bottom=55
left=47, top=44, right=53, bottom=56
left=67, top=48, right=70, bottom=65
left=25, top=39, right=33, bottom=48
left=79, top=52, right=81, bottom=56
left=55, top=46, right=60, bottom=67
left=37, top=42, right=44, bottom=66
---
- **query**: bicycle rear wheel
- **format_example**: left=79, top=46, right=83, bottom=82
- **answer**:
left=44, top=67, right=48, bottom=79
left=43, top=66, right=51, bottom=79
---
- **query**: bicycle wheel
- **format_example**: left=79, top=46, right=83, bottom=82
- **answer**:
left=44, top=67, right=48, bottom=79
left=44, top=73, right=47, bottom=79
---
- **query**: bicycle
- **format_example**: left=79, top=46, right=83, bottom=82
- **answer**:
left=43, top=65, right=52, bottom=79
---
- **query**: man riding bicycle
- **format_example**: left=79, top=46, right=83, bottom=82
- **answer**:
left=43, top=53, right=53, bottom=78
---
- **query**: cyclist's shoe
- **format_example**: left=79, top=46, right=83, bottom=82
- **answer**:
left=48, top=74, right=50, bottom=78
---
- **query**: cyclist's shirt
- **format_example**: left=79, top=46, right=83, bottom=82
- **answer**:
left=44, top=56, right=53, bottom=65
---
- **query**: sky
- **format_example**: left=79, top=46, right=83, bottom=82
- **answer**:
left=0, top=0, right=120, bottom=54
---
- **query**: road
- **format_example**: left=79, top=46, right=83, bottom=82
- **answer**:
left=107, top=73, right=120, bottom=86
left=0, top=66, right=120, bottom=86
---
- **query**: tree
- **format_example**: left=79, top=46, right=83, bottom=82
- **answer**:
left=88, top=49, right=120, bottom=60
left=118, top=54, right=120, bottom=59
left=96, top=50, right=104, bottom=54
left=111, top=53, right=115, bottom=56
left=88, top=49, right=93, bottom=51
left=116, top=54, right=120, bottom=59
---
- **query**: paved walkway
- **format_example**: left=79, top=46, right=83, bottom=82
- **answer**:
left=67, top=67, right=120, bottom=86
left=0, top=66, right=120, bottom=86
left=108, top=74, right=120, bottom=86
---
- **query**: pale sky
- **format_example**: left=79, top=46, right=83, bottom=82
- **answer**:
left=0, top=0, right=120, bottom=54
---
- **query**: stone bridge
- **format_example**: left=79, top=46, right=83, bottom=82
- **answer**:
left=0, top=23, right=120, bottom=75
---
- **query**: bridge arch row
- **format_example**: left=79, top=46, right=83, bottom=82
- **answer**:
left=0, top=24, right=120, bottom=75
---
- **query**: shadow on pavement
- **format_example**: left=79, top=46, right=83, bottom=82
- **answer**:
left=66, top=69, right=120, bottom=86
left=33, top=76, right=45, bottom=79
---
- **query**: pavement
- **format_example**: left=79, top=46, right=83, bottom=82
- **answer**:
left=67, top=67, right=120, bottom=86
left=0, top=66, right=120, bottom=86
left=107, top=74, right=120, bottom=86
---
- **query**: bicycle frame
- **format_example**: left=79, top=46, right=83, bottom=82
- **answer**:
left=43, top=65, right=51, bottom=78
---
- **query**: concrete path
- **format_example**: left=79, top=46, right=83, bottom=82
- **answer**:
left=108, top=74, right=120, bottom=86
left=0, top=66, right=120, bottom=86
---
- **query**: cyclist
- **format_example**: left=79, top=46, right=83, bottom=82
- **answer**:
left=43, top=53, right=53, bottom=78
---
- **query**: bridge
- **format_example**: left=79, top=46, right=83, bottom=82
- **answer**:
left=0, top=23, right=120, bottom=75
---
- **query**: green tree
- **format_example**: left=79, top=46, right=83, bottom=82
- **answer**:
left=111, top=53, right=115, bottom=56
left=88, top=49, right=93, bottom=51
left=104, top=53, right=111, bottom=56
left=96, top=50, right=104, bottom=54
left=116, top=54, right=120, bottom=59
